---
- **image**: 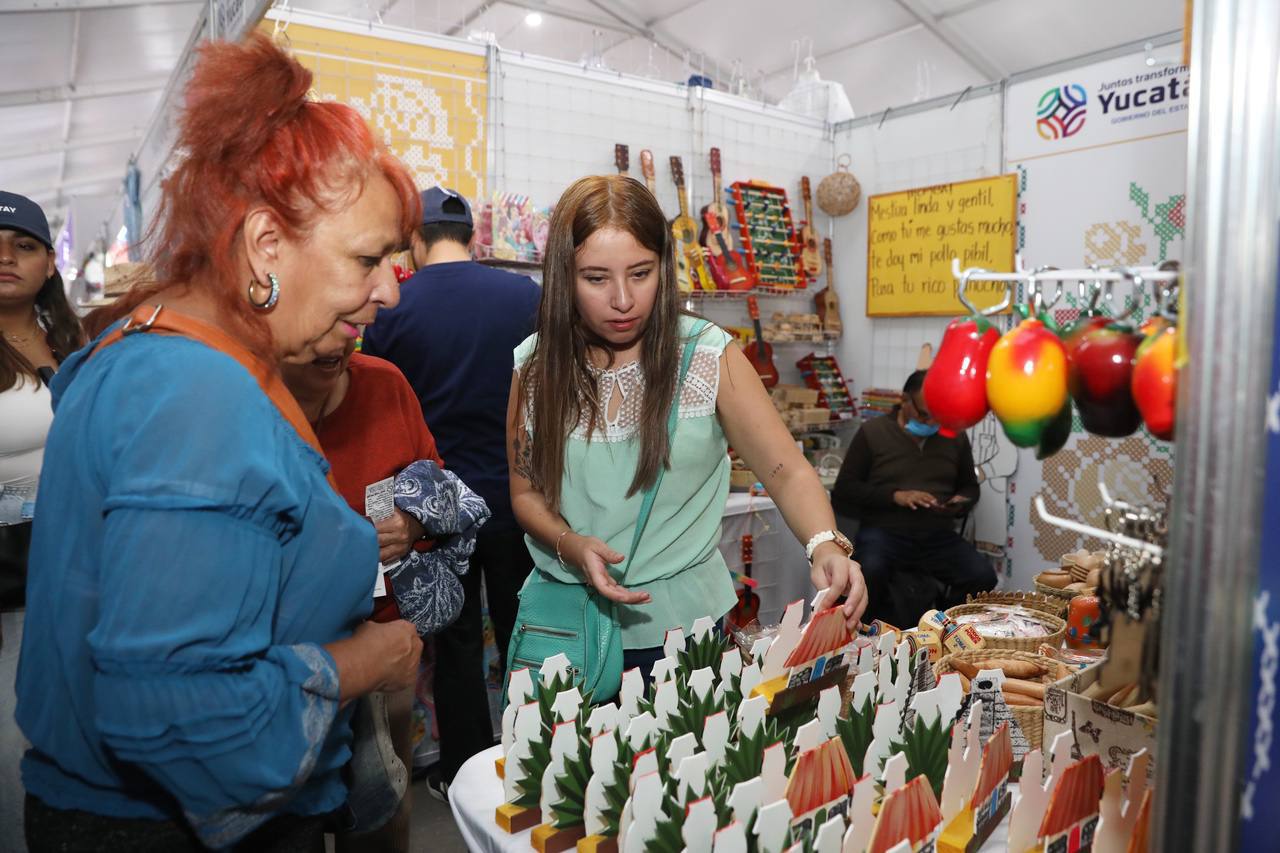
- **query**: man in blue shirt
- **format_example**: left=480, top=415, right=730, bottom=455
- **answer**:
left=363, top=188, right=540, bottom=796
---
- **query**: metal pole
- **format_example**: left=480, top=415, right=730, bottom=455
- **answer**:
left=1155, top=0, right=1280, bottom=849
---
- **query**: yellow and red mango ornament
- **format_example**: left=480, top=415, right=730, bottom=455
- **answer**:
left=922, top=313, right=1001, bottom=437
left=1131, top=316, right=1177, bottom=441
left=986, top=312, right=1070, bottom=448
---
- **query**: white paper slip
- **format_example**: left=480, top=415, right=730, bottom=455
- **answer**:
left=364, top=476, right=396, bottom=522
left=372, top=559, right=401, bottom=599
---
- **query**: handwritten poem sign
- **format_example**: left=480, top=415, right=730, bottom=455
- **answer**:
left=866, top=175, right=1017, bottom=316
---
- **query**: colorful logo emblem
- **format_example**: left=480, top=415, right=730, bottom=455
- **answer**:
left=1036, top=84, right=1087, bottom=140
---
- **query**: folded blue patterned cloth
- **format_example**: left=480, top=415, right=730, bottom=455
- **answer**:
left=389, top=460, right=491, bottom=635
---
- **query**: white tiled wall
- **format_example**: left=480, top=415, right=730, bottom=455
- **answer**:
left=488, top=54, right=831, bottom=219
left=868, top=316, right=953, bottom=390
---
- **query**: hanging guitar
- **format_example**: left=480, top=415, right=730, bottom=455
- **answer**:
left=799, top=176, right=823, bottom=279
left=669, top=155, right=713, bottom=292
left=743, top=295, right=779, bottom=388
left=703, top=209, right=752, bottom=290
left=814, top=238, right=843, bottom=336
left=615, top=143, right=630, bottom=176
left=699, top=147, right=733, bottom=255
left=639, top=149, right=658, bottom=196
left=728, top=533, right=761, bottom=627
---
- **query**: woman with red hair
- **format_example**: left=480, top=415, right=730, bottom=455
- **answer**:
left=15, top=35, right=423, bottom=851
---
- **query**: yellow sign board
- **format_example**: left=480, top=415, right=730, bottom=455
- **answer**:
left=265, top=22, right=488, bottom=203
left=866, top=175, right=1018, bottom=316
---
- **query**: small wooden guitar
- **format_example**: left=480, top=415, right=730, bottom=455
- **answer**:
left=698, top=147, right=733, bottom=256
left=815, top=238, right=843, bottom=336
left=727, top=533, right=761, bottom=627
left=669, top=156, right=713, bottom=291
left=703, top=209, right=753, bottom=290
left=799, top=176, right=823, bottom=278
left=743, top=295, right=779, bottom=387
left=639, top=149, right=658, bottom=196
left=615, top=143, right=629, bottom=176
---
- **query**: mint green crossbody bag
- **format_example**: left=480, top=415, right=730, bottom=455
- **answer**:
left=505, top=321, right=709, bottom=702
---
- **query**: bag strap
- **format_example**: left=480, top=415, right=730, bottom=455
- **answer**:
left=90, top=304, right=339, bottom=490
left=623, top=319, right=710, bottom=571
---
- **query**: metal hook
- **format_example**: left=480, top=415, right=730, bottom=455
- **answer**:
left=1036, top=496, right=1164, bottom=556
left=956, top=267, right=984, bottom=316
left=1025, top=266, right=1062, bottom=316
left=1153, top=262, right=1180, bottom=319
left=955, top=266, right=1013, bottom=316
left=1109, top=267, right=1144, bottom=321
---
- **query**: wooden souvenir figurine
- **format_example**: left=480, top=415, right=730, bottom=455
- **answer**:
left=752, top=593, right=855, bottom=713
left=1037, top=754, right=1105, bottom=853
left=533, top=722, right=590, bottom=853
left=784, top=736, right=858, bottom=837
left=496, top=700, right=545, bottom=833
left=937, top=721, right=1013, bottom=853
left=867, top=773, right=944, bottom=853
left=1094, top=750, right=1151, bottom=853
left=579, top=730, right=620, bottom=853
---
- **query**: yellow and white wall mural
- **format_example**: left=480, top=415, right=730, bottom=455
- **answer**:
left=267, top=21, right=488, bottom=201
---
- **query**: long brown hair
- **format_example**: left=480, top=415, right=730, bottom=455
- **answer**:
left=0, top=267, right=85, bottom=392
left=85, top=34, right=420, bottom=357
left=520, top=174, right=687, bottom=512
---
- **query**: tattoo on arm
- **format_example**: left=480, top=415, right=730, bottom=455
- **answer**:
left=768, top=462, right=784, bottom=480
left=513, top=428, right=535, bottom=484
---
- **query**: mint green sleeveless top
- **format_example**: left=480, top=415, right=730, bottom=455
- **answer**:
left=514, top=316, right=738, bottom=649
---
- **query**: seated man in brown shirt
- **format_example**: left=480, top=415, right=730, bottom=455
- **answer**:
left=831, top=370, right=995, bottom=627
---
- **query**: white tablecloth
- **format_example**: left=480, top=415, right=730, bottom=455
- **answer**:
left=449, top=744, right=1013, bottom=852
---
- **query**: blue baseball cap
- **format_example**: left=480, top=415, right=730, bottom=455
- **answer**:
left=420, top=187, right=473, bottom=228
left=0, top=191, right=53, bottom=249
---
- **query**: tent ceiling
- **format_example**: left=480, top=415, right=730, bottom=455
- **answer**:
left=0, top=1, right=200, bottom=232
left=1, top=0, right=1182, bottom=239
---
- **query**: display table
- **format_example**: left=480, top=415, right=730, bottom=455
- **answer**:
left=718, top=493, right=813, bottom=626
left=449, top=744, right=1014, bottom=852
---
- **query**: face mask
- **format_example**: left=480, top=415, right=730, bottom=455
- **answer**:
left=905, top=418, right=940, bottom=438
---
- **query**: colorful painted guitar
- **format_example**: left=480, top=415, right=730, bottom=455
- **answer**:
left=698, top=147, right=733, bottom=256
left=743, top=295, right=779, bottom=387
left=614, top=143, right=629, bottom=176
left=703, top=209, right=753, bottom=290
left=669, top=156, right=713, bottom=292
left=799, top=176, right=823, bottom=278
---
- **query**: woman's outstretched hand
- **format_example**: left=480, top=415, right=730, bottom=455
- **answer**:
left=809, top=542, right=868, bottom=630
left=562, top=533, right=652, bottom=605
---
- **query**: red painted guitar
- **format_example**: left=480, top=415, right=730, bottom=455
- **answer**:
left=728, top=534, right=761, bottom=627
left=743, top=295, right=779, bottom=388
left=703, top=208, right=753, bottom=290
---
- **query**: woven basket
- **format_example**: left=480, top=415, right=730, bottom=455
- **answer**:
left=816, top=155, right=861, bottom=217
left=961, top=590, right=1069, bottom=619
left=1033, top=577, right=1097, bottom=602
left=944, top=603, right=1067, bottom=652
left=934, top=649, right=1061, bottom=750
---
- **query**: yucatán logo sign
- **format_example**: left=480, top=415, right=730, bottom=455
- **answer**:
left=1036, top=84, right=1087, bottom=140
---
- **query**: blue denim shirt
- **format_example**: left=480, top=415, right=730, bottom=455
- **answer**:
left=15, top=327, right=377, bottom=849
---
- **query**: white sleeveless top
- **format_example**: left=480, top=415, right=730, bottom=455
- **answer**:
left=0, top=375, right=53, bottom=524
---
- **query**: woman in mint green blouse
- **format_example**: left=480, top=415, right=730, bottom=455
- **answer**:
left=507, top=175, right=866, bottom=672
